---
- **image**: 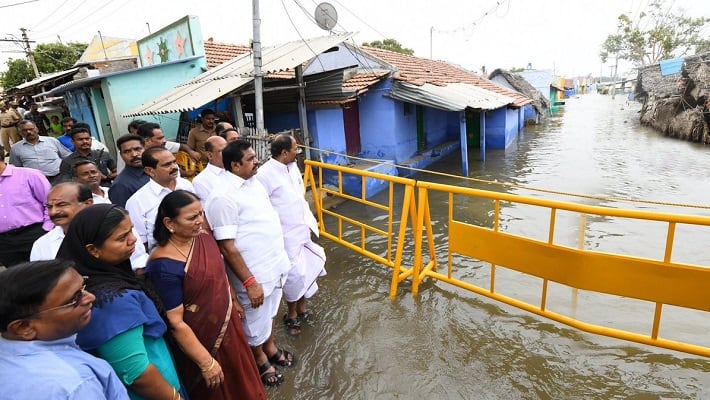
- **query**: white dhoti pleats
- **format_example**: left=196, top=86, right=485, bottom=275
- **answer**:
left=283, top=241, right=327, bottom=302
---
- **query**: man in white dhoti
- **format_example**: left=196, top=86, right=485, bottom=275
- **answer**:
left=256, top=134, right=326, bottom=335
left=205, top=139, right=295, bottom=386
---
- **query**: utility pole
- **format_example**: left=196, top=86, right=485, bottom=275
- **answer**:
left=20, top=27, right=40, bottom=78
left=610, top=55, right=618, bottom=100
left=429, top=26, right=433, bottom=59
left=252, top=0, right=265, bottom=136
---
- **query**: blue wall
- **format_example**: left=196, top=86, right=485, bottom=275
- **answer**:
left=266, top=112, right=300, bottom=134
left=102, top=58, right=204, bottom=141
left=523, top=104, right=537, bottom=122
left=65, top=89, right=99, bottom=139
left=308, top=108, right=348, bottom=165
left=485, top=107, right=521, bottom=149
left=358, top=80, right=397, bottom=160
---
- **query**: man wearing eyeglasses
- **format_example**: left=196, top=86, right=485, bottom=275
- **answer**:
left=0, top=260, right=129, bottom=399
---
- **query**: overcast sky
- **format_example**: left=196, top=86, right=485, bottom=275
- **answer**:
left=1, top=0, right=708, bottom=78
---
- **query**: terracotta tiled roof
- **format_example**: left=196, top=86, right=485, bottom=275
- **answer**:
left=343, top=70, right=390, bottom=94
left=203, top=38, right=251, bottom=69
left=359, top=46, right=531, bottom=107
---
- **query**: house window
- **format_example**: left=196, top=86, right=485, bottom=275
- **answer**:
left=403, top=102, right=411, bottom=116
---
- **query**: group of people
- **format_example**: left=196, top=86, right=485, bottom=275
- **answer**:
left=0, top=111, right=327, bottom=399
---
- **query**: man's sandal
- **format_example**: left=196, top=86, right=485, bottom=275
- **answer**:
left=283, top=314, right=301, bottom=336
left=297, top=311, right=312, bottom=323
left=268, top=348, right=297, bottom=368
left=258, top=361, right=284, bottom=387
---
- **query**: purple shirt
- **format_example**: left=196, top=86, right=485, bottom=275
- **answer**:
left=0, top=164, right=53, bottom=233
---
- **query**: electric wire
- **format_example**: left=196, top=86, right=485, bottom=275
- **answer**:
left=280, top=0, right=326, bottom=72
left=28, top=0, right=71, bottom=31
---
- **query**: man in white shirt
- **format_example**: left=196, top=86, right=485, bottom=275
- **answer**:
left=30, top=182, right=148, bottom=270
left=192, top=136, right=228, bottom=200
left=72, top=160, right=111, bottom=204
left=30, top=183, right=92, bottom=262
left=205, top=139, right=294, bottom=387
left=256, top=134, right=326, bottom=336
left=125, top=147, right=194, bottom=252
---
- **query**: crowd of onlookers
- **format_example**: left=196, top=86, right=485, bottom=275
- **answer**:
left=0, top=106, right=326, bottom=400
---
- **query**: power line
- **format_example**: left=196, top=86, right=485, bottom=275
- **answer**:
left=28, top=0, right=71, bottom=31
left=432, top=0, right=511, bottom=35
left=0, top=0, right=39, bottom=9
left=280, top=0, right=326, bottom=72
left=330, top=0, right=390, bottom=39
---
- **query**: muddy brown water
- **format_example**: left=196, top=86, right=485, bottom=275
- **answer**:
left=269, top=94, right=710, bottom=399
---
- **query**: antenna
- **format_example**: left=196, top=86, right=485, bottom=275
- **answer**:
left=314, top=2, right=338, bottom=31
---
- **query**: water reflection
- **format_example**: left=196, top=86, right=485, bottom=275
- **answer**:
left=273, top=94, right=710, bottom=399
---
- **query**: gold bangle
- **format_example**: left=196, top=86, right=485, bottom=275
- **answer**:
left=172, top=387, right=178, bottom=400
left=201, top=357, right=215, bottom=372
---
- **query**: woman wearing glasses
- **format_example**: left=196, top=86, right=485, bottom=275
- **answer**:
left=145, top=190, right=266, bottom=399
left=57, top=204, right=184, bottom=400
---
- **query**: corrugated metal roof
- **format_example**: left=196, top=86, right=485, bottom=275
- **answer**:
left=387, top=81, right=515, bottom=111
left=358, top=45, right=532, bottom=107
left=13, top=68, right=79, bottom=90
left=124, top=33, right=354, bottom=117
left=42, top=56, right=202, bottom=97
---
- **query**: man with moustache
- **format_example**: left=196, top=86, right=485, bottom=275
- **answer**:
left=192, top=135, right=228, bottom=200
left=125, top=147, right=195, bottom=251
left=72, top=160, right=111, bottom=204
left=109, top=134, right=149, bottom=207
left=9, top=120, right=71, bottom=185
left=0, top=260, right=129, bottom=399
left=186, top=109, right=217, bottom=164
left=0, top=144, right=52, bottom=268
left=205, top=139, right=294, bottom=386
left=58, top=126, right=117, bottom=186
left=256, top=134, right=326, bottom=335
left=30, top=182, right=93, bottom=262
left=29, top=182, right=148, bottom=270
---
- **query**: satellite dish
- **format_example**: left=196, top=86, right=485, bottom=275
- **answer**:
left=314, top=2, right=338, bottom=31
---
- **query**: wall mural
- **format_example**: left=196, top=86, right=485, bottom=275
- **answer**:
left=137, top=16, right=198, bottom=66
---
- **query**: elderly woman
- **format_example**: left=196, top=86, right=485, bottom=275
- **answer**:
left=57, top=204, right=184, bottom=400
left=145, top=190, right=267, bottom=398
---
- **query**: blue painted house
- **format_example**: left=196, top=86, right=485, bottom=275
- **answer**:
left=273, top=44, right=532, bottom=187
left=488, top=68, right=549, bottom=124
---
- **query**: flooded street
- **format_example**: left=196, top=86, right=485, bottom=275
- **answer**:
left=273, top=94, right=710, bottom=399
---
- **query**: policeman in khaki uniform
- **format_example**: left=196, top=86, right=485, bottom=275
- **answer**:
left=0, top=102, right=22, bottom=154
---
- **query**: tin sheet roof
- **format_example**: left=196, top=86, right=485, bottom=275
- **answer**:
left=124, top=33, right=354, bottom=117
left=387, top=81, right=515, bottom=111
left=13, top=68, right=79, bottom=91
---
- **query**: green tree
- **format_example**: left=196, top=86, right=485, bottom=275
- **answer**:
left=600, top=0, right=709, bottom=66
left=34, top=42, right=87, bottom=72
left=361, top=39, right=414, bottom=55
left=0, top=59, right=33, bottom=89
left=0, top=41, right=87, bottom=90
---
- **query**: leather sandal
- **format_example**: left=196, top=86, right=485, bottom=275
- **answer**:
left=258, top=361, right=284, bottom=387
left=268, top=348, right=297, bottom=368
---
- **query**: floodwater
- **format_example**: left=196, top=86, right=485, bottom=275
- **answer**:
left=271, top=94, right=710, bottom=399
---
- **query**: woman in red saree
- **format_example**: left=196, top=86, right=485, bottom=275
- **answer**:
left=145, top=190, right=267, bottom=399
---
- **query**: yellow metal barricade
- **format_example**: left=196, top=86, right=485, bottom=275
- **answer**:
left=304, top=160, right=710, bottom=357
left=413, top=181, right=710, bottom=357
left=303, top=160, right=420, bottom=295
